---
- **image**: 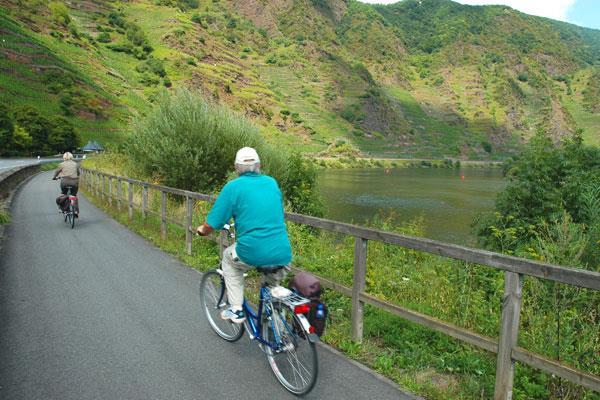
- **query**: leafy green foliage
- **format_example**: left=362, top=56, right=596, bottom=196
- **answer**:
left=124, top=89, right=322, bottom=214
left=136, top=57, right=166, bottom=77
left=2, top=105, right=80, bottom=156
left=48, top=2, right=70, bottom=26
left=582, top=68, right=600, bottom=112
left=97, top=32, right=111, bottom=43
left=476, top=130, right=600, bottom=267
left=0, top=104, right=15, bottom=155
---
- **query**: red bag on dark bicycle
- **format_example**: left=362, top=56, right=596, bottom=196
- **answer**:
left=56, top=195, right=69, bottom=211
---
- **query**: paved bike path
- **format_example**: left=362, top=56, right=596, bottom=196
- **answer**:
left=0, top=172, right=419, bottom=400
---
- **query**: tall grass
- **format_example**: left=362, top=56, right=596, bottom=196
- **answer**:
left=0, top=205, right=10, bottom=224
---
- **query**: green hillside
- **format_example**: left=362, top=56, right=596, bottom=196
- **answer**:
left=0, top=0, right=598, bottom=157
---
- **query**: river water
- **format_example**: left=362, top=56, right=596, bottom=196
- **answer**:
left=317, top=168, right=506, bottom=245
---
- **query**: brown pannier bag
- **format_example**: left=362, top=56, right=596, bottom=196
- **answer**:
left=290, top=272, right=327, bottom=337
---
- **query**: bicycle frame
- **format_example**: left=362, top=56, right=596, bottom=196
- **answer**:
left=241, top=285, right=283, bottom=351
left=212, top=269, right=289, bottom=352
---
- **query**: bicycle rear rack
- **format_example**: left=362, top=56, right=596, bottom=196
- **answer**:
left=276, top=291, right=310, bottom=308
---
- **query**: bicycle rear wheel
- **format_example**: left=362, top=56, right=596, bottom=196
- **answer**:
left=264, top=300, right=318, bottom=396
left=199, top=269, right=243, bottom=342
left=69, top=204, right=75, bottom=229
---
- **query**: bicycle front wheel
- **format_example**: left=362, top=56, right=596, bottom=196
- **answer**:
left=199, top=270, right=243, bottom=342
left=264, top=301, right=318, bottom=396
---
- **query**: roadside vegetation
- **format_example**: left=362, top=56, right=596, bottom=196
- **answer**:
left=0, top=203, right=10, bottom=224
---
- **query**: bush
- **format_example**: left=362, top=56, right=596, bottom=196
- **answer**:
left=475, top=130, right=600, bottom=266
left=106, top=43, right=133, bottom=54
left=340, top=104, right=364, bottom=122
left=177, top=0, right=198, bottom=10
left=137, top=57, right=166, bottom=77
left=481, top=141, right=492, bottom=153
left=49, top=2, right=70, bottom=26
left=124, top=89, right=321, bottom=214
left=97, top=32, right=111, bottom=43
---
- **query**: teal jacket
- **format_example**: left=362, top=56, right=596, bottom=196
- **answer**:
left=206, top=173, right=292, bottom=267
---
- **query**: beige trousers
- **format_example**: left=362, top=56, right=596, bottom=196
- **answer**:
left=221, top=244, right=288, bottom=310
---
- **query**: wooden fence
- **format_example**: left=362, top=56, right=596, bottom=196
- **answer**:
left=80, top=168, right=600, bottom=399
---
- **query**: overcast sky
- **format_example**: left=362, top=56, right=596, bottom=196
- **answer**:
left=357, top=0, right=600, bottom=30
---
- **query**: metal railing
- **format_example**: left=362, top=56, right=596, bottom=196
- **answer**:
left=81, top=168, right=600, bottom=399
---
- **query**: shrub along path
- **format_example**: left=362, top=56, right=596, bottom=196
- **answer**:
left=0, top=171, right=417, bottom=400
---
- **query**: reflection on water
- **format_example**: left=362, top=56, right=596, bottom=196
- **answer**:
left=317, top=168, right=506, bottom=245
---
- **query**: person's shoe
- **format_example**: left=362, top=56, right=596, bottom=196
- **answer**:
left=220, top=308, right=246, bottom=323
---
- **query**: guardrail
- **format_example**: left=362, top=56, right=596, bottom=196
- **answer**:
left=81, top=168, right=600, bottom=399
left=0, top=164, right=42, bottom=201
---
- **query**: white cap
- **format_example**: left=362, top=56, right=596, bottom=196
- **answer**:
left=235, top=147, right=260, bottom=165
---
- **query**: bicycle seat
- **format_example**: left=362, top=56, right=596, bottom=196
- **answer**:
left=256, top=265, right=286, bottom=274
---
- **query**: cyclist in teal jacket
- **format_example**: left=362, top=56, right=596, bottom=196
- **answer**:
left=196, top=147, right=292, bottom=323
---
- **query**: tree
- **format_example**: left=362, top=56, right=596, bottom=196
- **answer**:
left=475, top=129, right=600, bottom=265
left=48, top=116, right=80, bottom=153
left=125, top=89, right=322, bottom=214
left=13, top=106, right=50, bottom=155
left=0, top=104, right=15, bottom=156
left=11, top=126, right=33, bottom=154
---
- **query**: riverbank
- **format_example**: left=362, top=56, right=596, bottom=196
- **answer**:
left=311, top=156, right=503, bottom=169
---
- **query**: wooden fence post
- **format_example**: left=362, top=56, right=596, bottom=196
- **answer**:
left=351, top=237, right=368, bottom=342
left=93, top=172, right=98, bottom=196
left=117, top=178, right=122, bottom=211
left=161, top=191, right=167, bottom=240
left=494, top=272, right=524, bottom=400
left=108, top=177, right=112, bottom=207
left=142, top=184, right=148, bottom=219
left=101, top=175, right=106, bottom=201
left=128, top=182, right=133, bottom=220
left=186, top=196, right=193, bottom=255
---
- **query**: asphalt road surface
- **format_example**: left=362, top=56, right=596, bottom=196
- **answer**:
left=0, top=158, right=61, bottom=171
left=0, top=172, right=419, bottom=400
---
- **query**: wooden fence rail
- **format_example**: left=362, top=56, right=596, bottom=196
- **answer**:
left=80, top=168, right=600, bottom=399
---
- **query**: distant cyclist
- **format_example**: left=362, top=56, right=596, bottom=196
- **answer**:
left=53, top=152, right=80, bottom=216
left=196, top=147, right=292, bottom=323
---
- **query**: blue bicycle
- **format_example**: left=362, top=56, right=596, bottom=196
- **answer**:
left=199, top=256, right=319, bottom=395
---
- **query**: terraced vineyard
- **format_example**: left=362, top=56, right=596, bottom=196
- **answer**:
left=0, top=0, right=598, bottom=157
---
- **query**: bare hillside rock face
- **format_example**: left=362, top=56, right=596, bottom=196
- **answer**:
left=231, top=0, right=291, bottom=34
left=231, top=0, right=348, bottom=32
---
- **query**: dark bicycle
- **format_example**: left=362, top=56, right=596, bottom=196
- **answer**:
left=54, top=177, right=77, bottom=229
